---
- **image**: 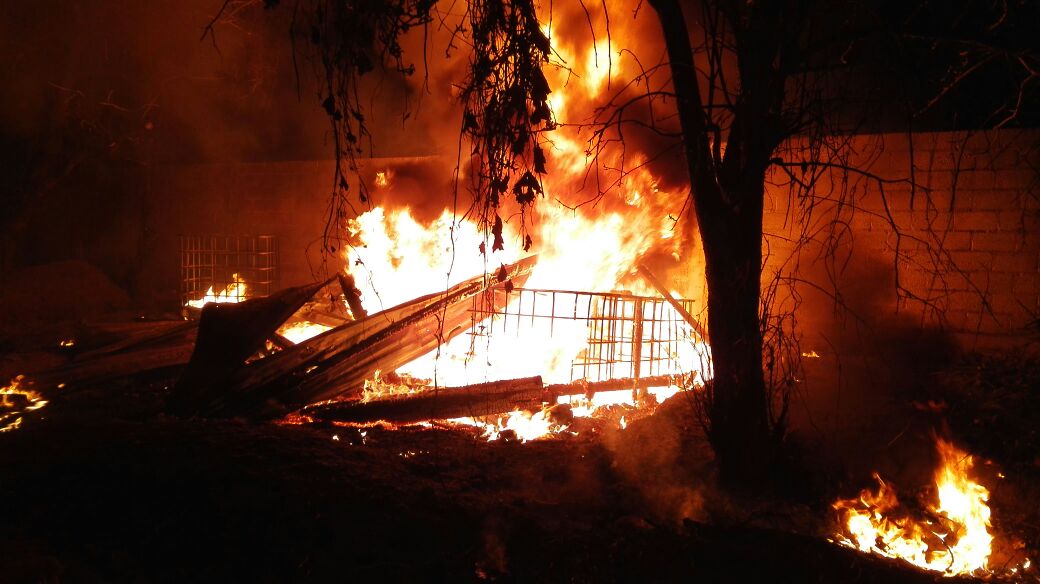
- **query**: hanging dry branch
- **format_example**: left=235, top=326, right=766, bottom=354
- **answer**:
left=456, top=0, right=556, bottom=254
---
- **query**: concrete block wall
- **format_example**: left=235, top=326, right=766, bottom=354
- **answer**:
left=142, top=130, right=1038, bottom=353
left=763, top=129, right=1040, bottom=350
left=140, top=156, right=448, bottom=309
left=140, top=160, right=337, bottom=307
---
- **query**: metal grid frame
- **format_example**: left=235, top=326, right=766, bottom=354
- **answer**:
left=469, top=288, right=699, bottom=385
left=179, top=234, right=278, bottom=306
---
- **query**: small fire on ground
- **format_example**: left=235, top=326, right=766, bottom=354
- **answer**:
left=184, top=273, right=247, bottom=309
left=1, top=376, right=48, bottom=433
left=832, top=438, right=1031, bottom=578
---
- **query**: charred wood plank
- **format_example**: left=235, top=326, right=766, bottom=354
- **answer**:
left=71, top=321, right=197, bottom=362
left=304, top=376, right=545, bottom=424
left=545, top=375, right=683, bottom=399
left=637, top=264, right=709, bottom=342
left=337, top=272, right=368, bottom=319
left=198, top=256, right=538, bottom=419
left=30, top=335, right=198, bottom=389
left=167, top=279, right=331, bottom=416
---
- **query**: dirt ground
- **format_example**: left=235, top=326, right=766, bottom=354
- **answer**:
left=0, top=320, right=1035, bottom=583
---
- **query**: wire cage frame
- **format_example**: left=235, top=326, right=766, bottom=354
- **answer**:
left=179, top=234, right=278, bottom=307
left=467, top=287, right=702, bottom=386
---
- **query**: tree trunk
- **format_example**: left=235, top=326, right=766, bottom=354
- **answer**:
left=700, top=179, right=772, bottom=486
left=648, top=0, right=778, bottom=488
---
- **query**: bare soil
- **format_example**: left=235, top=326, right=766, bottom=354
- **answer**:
left=0, top=323, right=1028, bottom=583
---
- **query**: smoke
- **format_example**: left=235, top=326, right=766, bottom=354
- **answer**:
left=770, top=234, right=962, bottom=484
left=600, top=397, right=710, bottom=526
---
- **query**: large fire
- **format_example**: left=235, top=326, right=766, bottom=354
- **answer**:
left=322, top=4, right=708, bottom=439
left=337, top=200, right=708, bottom=436
left=832, top=438, right=1012, bottom=577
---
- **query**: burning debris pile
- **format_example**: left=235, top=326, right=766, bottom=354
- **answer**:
left=4, top=199, right=708, bottom=437
left=167, top=246, right=707, bottom=436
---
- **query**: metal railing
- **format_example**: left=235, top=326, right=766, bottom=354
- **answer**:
left=179, top=234, right=278, bottom=307
left=468, top=287, right=700, bottom=385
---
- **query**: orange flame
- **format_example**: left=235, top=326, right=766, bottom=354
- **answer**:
left=833, top=438, right=998, bottom=576
left=185, top=273, right=247, bottom=308
left=1, top=376, right=48, bottom=432
left=333, top=1, right=708, bottom=436
left=276, top=321, right=333, bottom=344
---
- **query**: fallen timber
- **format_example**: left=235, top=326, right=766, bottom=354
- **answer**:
left=305, top=374, right=686, bottom=425
left=28, top=321, right=199, bottom=390
left=174, top=256, right=538, bottom=419
left=304, top=376, right=546, bottom=424
left=167, top=279, right=334, bottom=415
left=337, top=272, right=368, bottom=319
left=637, top=263, right=709, bottom=343
left=25, top=282, right=330, bottom=393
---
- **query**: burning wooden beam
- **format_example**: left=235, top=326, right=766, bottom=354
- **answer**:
left=304, top=374, right=685, bottom=426
left=337, top=272, right=368, bottom=319
left=304, top=376, right=545, bottom=424
left=178, top=256, right=537, bottom=419
left=167, top=278, right=333, bottom=416
left=637, top=264, right=709, bottom=342
left=545, top=375, right=684, bottom=398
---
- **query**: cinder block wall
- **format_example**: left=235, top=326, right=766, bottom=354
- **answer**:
left=144, top=130, right=1038, bottom=352
left=140, top=157, right=448, bottom=309
left=763, top=129, right=1039, bottom=351
left=141, top=160, right=336, bottom=308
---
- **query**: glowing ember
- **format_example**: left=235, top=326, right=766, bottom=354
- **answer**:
left=277, top=320, right=332, bottom=344
left=451, top=408, right=558, bottom=443
left=359, top=371, right=431, bottom=403
left=450, top=384, right=688, bottom=441
left=1, top=376, right=48, bottom=432
left=832, top=438, right=996, bottom=576
left=185, top=273, right=247, bottom=308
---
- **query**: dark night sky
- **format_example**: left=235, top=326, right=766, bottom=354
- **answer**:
left=0, top=0, right=452, bottom=166
left=0, top=0, right=1035, bottom=170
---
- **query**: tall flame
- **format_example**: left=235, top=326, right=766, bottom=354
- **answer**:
left=329, top=2, right=706, bottom=438
left=342, top=25, right=696, bottom=385
left=833, top=438, right=994, bottom=576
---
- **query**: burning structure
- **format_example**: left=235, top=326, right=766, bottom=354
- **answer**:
left=0, top=0, right=1038, bottom=580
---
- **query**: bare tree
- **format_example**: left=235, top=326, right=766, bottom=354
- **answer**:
left=639, top=0, right=1037, bottom=486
